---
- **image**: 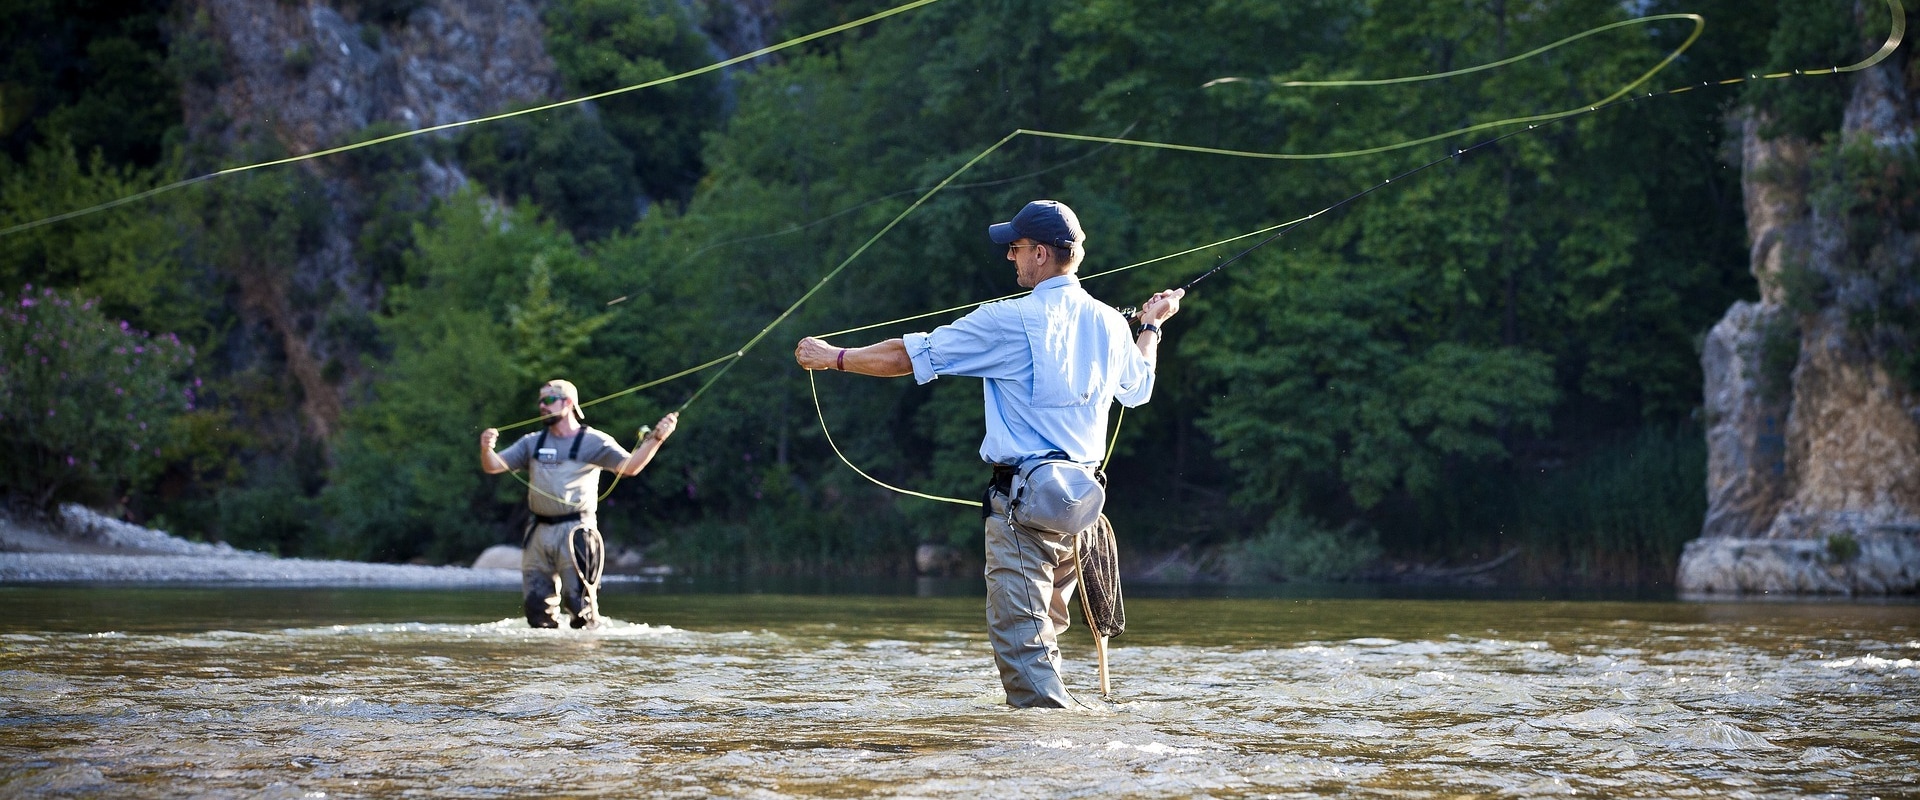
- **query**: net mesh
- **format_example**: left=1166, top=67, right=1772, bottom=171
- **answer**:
left=571, top=526, right=605, bottom=587
left=1078, top=513, right=1126, bottom=638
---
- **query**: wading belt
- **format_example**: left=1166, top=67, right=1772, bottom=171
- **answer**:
left=988, top=450, right=1074, bottom=494
left=990, top=464, right=1017, bottom=494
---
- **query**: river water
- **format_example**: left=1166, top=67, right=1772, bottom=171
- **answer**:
left=1, top=582, right=1915, bottom=798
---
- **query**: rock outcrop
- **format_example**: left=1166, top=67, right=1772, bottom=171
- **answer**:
left=1682, top=8, right=1920, bottom=596
left=184, top=0, right=565, bottom=164
left=176, top=0, right=568, bottom=441
left=172, top=0, right=776, bottom=445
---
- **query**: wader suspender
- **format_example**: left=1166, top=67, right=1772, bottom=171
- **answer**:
left=533, top=427, right=589, bottom=463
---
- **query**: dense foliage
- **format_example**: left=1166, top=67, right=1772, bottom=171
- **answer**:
left=0, top=285, right=196, bottom=510
left=4, top=0, right=1899, bottom=585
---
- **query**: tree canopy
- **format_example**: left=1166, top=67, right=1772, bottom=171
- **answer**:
left=5, top=0, right=1890, bottom=585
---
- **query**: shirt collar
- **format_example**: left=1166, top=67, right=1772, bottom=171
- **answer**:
left=1033, top=274, right=1079, bottom=292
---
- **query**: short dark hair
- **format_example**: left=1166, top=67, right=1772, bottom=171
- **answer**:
left=1045, top=242, right=1083, bottom=270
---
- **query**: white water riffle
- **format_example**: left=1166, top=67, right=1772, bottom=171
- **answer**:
left=0, top=592, right=1915, bottom=798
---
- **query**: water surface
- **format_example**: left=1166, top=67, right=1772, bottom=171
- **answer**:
left=1, top=584, right=1914, bottom=798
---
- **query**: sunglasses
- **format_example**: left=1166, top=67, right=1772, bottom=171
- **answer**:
left=539, top=394, right=565, bottom=405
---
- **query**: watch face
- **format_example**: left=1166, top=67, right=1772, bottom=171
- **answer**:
left=537, top=447, right=559, bottom=464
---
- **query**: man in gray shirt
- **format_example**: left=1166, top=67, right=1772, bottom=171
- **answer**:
left=480, top=379, right=679, bottom=628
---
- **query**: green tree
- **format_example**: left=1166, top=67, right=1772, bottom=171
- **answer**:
left=1744, top=0, right=1866, bottom=141
left=544, top=0, right=727, bottom=205
left=0, top=140, right=204, bottom=337
left=457, top=105, right=640, bottom=241
left=0, top=0, right=179, bottom=166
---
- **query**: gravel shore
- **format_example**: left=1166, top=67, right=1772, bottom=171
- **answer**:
left=0, top=504, right=517, bottom=587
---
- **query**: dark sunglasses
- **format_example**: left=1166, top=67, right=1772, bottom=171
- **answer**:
left=539, top=394, right=565, bottom=405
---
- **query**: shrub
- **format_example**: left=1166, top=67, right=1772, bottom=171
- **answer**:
left=0, top=285, right=196, bottom=512
left=1220, top=508, right=1381, bottom=583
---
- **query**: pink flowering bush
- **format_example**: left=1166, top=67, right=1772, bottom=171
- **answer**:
left=0, top=284, right=196, bottom=511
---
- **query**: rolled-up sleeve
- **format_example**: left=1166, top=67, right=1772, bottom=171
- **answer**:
left=1114, top=351, right=1155, bottom=408
left=904, top=304, right=1023, bottom=385
left=903, top=332, right=942, bottom=385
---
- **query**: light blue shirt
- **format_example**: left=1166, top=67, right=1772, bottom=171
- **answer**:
left=904, top=274, right=1155, bottom=466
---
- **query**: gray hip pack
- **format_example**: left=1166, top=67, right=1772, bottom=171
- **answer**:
left=1007, top=457, right=1106, bottom=535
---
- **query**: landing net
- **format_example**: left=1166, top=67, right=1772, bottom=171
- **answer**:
left=1079, top=514, right=1126, bottom=639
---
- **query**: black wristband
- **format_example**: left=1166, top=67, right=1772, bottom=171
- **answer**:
left=1140, top=323, right=1161, bottom=338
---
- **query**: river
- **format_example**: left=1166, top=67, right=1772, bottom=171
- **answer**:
left=1, top=581, right=1914, bottom=798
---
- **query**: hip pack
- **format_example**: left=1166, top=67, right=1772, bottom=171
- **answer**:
left=1008, top=458, right=1106, bottom=535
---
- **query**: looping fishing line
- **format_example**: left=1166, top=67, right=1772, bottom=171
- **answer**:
left=803, top=0, right=1906, bottom=505
left=8, top=0, right=1901, bottom=507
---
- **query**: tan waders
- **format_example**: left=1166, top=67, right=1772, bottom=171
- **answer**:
left=984, top=485, right=1082, bottom=708
left=522, top=514, right=604, bottom=629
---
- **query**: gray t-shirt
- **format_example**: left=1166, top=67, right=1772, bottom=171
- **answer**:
left=498, top=427, right=632, bottom=516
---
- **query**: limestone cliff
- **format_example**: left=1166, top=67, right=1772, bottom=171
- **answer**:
left=1681, top=12, right=1920, bottom=596
left=177, top=0, right=565, bottom=442
left=173, top=0, right=772, bottom=443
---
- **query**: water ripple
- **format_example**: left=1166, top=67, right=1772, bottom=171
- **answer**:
left=1, top=592, right=1916, bottom=798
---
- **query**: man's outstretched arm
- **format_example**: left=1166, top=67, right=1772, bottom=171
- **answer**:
left=795, top=337, right=913, bottom=377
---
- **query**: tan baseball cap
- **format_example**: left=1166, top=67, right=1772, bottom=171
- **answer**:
left=545, top=379, right=586, bottom=421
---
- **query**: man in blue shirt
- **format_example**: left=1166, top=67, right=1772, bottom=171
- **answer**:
left=795, top=200, right=1183, bottom=707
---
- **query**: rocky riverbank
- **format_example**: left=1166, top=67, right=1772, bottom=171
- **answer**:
left=0, top=504, right=516, bottom=587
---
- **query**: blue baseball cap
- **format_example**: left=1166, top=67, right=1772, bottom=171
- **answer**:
left=988, top=200, right=1084, bottom=249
